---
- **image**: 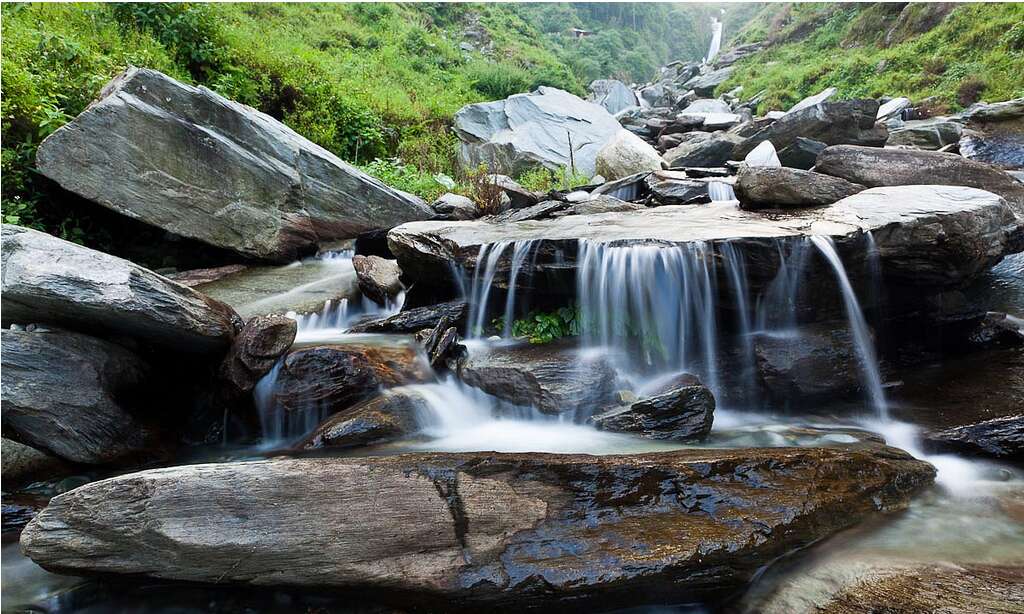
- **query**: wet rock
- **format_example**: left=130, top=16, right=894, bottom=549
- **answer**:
left=591, top=171, right=651, bottom=201
left=347, top=301, right=468, bottom=335
left=587, top=79, right=638, bottom=115
left=167, top=264, right=248, bottom=288
left=645, top=170, right=711, bottom=205
left=1, top=438, right=71, bottom=487
left=665, top=132, right=743, bottom=168
left=1, top=328, right=155, bottom=465
left=453, top=87, right=621, bottom=177
left=959, top=130, right=1024, bottom=170
left=590, top=380, right=715, bottom=441
left=886, top=118, right=963, bottom=149
left=966, top=311, right=1024, bottom=349
left=777, top=137, right=826, bottom=170
left=785, top=87, right=837, bottom=115
left=2, top=225, right=238, bottom=353
left=34, top=68, right=430, bottom=262
left=734, top=99, right=888, bottom=159
left=352, top=255, right=403, bottom=306
left=736, top=166, right=865, bottom=209
left=755, top=325, right=864, bottom=402
left=219, top=315, right=297, bottom=394
left=457, top=341, right=619, bottom=415
left=553, top=195, right=646, bottom=217
left=961, top=97, right=1024, bottom=123
left=270, top=342, right=432, bottom=416
left=815, top=144, right=1024, bottom=214
left=595, top=130, right=665, bottom=181
left=683, top=66, right=734, bottom=97
left=925, top=414, right=1023, bottom=461
left=301, top=389, right=429, bottom=450
left=422, top=314, right=461, bottom=370
left=490, top=200, right=570, bottom=223
left=432, top=193, right=478, bottom=221
left=20, top=442, right=935, bottom=608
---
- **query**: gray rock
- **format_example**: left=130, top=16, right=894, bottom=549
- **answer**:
left=1, top=438, right=71, bottom=487
left=588, top=79, right=639, bottom=115
left=744, top=140, right=782, bottom=167
left=777, top=137, right=827, bottom=170
left=645, top=170, right=711, bottom=205
left=301, top=388, right=429, bottom=450
left=489, top=175, right=540, bottom=209
left=453, top=87, right=622, bottom=177
left=665, top=132, right=743, bottom=168
left=219, top=315, right=296, bottom=393
left=1, top=328, right=155, bottom=464
left=432, top=193, right=478, bottom=220
left=815, top=145, right=1024, bottom=214
left=683, top=66, right=735, bottom=97
left=352, top=255, right=403, bottom=306
left=876, top=96, right=911, bottom=120
left=591, top=171, right=651, bottom=201
left=736, top=166, right=866, bottom=209
left=785, top=87, right=837, bottom=115
left=887, top=118, right=963, bottom=149
left=590, top=380, right=715, bottom=441
left=734, top=99, right=888, bottom=159
left=457, top=341, right=619, bottom=415
left=554, top=195, right=646, bottom=217
left=594, top=129, right=665, bottom=180
left=490, top=200, right=571, bottom=223
left=711, top=43, right=765, bottom=69
left=19, top=443, right=935, bottom=606
left=35, top=68, right=430, bottom=262
left=755, top=324, right=864, bottom=402
left=925, top=414, right=1023, bottom=460
left=347, top=301, right=468, bottom=335
left=1, top=225, right=237, bottom=353
left=959, top=130, right=1024, bottom=170
left=681, top=99, right=733, bottom=114
left=960, top=98, right=1024, bottom=123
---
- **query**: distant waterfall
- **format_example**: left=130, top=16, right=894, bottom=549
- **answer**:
left=705, top=18, right=723, bottom=64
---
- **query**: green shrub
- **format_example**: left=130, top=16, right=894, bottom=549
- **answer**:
left=494, top=306, right=581, bottom=344
left=517, top=166, right=591, bottom=193
left=357, top=158, right=448, bottom=202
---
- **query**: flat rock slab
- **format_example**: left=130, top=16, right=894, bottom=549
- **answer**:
left=389, top=185, right=1021, bottom=288
left=21, top=443, right=933, bottom=608
left=35, top=68, right=431, bottom=262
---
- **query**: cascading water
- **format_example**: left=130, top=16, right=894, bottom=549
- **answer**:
left=708, top=181, right=737, bottom=202
left=705, top=17, right=723, bottom=64
left=464, top=240, right=539, bottom=338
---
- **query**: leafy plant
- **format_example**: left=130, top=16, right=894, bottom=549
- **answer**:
left=494, top=305, right=581, bottom=344
left=358, top=158, right=449, bottom=201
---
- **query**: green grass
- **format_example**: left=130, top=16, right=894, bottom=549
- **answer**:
left=720, top=3, right=1024, bottom=113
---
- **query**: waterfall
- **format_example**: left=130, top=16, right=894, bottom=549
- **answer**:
left=810, top=236, right=888, bottom=419
left=464, top=240, right=538, bottom=338
left=708, top=181, right=736, bottom=202
left=705, top=18, right=723, bottom=64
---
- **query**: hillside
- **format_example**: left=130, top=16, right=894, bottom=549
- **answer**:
left=720, top=2, right=1024, bottom=113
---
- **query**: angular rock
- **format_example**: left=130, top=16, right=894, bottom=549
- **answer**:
left=590, top=380, right=715, bottom=441
left=1, top=328, right=155, bottom=465
left=587, top=79, right=639, bottom=115
left=887, top=118, right=963, bottom=149
left=645, top=170, right=711, bottom=205
left=167, top=264, right=248, bottom=288
left=489, top=175, right=540, bottom=210
left=591, top=171, right=651, bottom=201
left=301, top=389, right=429, bottom=450
left=1, top=225, right=237, bottom=353
left=1, top=438, right=71, bottom=487
left=457, top=341, right=619, bottom=415
left=665, top=132, right=742, bottom=168
left=683, top=66, right=734, bottom=97
left=681, top=99, right=732, bottom=115
left=432, top=193, right=478, bottom=221
left=959, top=130, right=1024, bottom=170
left=744, top=140, right=782, bottom=167
left=814, top=144, right=1024, bottom=214
left=711, top=43, right=764, bottom=69
left=352, top=255, right=403, bottom=306
left=734, top=99, right=888, bottom=159
left=877, top=96, right=911, bottom=120
left=594, top=129, right=665, bottom=181
left=20, top=442, right=935, bottom=607
left=347, top=301, right=468, bottom=335
left=777, top=137, right=826, bottom=170
left=453, top=87, right=621, bottom=177
left=785, top=87, right=837, bottom=115
left=736, top=167, right=865, bottom=209
left=755, top=325, right=865, bottom=402
left=490, top=200, right=570, bottom=223
left=925, top=414, right=1023, bottom=460
left=219, top=315, right=297, bottom=393
left=35, top=68, right=431, bottom=262
left=961, top=98, right=1024, bottom=123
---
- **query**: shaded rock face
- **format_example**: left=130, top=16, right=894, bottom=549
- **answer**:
left=352, top=255, right=403, bottom=306
left=20, top=444, right=934, bottom=608
left=777, top=137, right=826, bottom=170
left=219, top=315, right=297, bottom=394
left=587, top=79, right=638, bottom=115
left=490, top=175, right=540, bottom=210
left=665, top=132, right=742, bottom=168
left=925, top=415, right=1023, bottom=461
left=1, top=328, right=155, bottom=465
left=301, top=389, right=429, bottom=450
left=733, top=99, right=888, bottom=159
left=683, top=66, right=734, bottom=97
left=814, top=145, right=1024, bottom=215
left=270, top=343, right=432, bottom=416
left=595, top=130, right=665, bottom=181
left=736, top=166, right=865, bottom=209
left=590, top=380, right=715, bottom=442
left=35, top=68, right=430, bottom=262
left=887, top=118, right=963, bottom=149
left=453, top=87, right=621, bottom=177
left=645, top=170, right=711, bottom=206
left=960, top=130, right=1024, bottom=170
left=347, top=301, right=467, bottom=335
left=1, top=438, right=71, bottom=487
left=1, top=225, right=238, bottom=354
left=755, top=325, right=863, bottom=403
left=432, top=193, right=478, bottom=221
left=457, top=341, right=619, bottom=415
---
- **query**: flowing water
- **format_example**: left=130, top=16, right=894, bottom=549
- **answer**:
left=705, top=17, right=723, bottom=64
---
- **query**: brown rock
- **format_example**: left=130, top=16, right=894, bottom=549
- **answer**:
left=220, top=315, right=297, bottom=393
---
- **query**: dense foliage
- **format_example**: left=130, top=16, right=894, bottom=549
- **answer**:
left=722, top=3, right=1024, bottom=113
left=494, top=306, right=581, bottom=344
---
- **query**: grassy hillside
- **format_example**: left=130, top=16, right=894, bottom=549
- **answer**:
left=720, top=3, right=1024, bottom=113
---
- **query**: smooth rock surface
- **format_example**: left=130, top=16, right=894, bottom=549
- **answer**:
left=887, top=117, right=962, bottom=149
left=1, top=438, right=70, bottom=487
left=736, top=167, right=865, bottom=209
left=352, top=255, right=403, bottom=306
left=347, top=301, right=468, bottom=335
left=1, top=328, right=154, bottom=465
left=785, top=87, right=837, bottom=115
left=755, top=325, right=863, bottom=402
left=734, top=99, right=888, bottom=158
left=590, top=381, right=715, bottom=441
left=35, top=68, right=431, bottom=262
left=925, top=414, right=1023, bottom=461
left=959, top=130, right=1024, bottom=170
left=219, top=315, right=297, bottom=393
left=587, top=79, right=639, bottom=115
left=683, top=66, right=734, bottom=96
left=665, top=132, right=742, bottom=168
left=301, top=388, right=429, bottom=450
left=453, top=87, right=621, bottom=177
left=743, top=140, right=782, bottom=167
left=432, top=193, right=478, bottom=221
left=490, top=175, right=540, bottom=210
left=20, top=443, right=935, bottom=607
left=645, top=171, right=711, bottom=205
left=2, top=225, right=237, bottom=353
left=777, top=137, right=826, bottom=170
left=594, top=129, right=665, bottom=180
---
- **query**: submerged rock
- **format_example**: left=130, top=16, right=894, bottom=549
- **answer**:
left=352, top=255, right=403, bottom=306
left=1, top=328, right=155, bottom=465
left=35, top=68, right=431, bottom=262
left=736, top=166, right=865, bottom=209
left=457, top=341, right=619, bottom=415
left=2, top=225, right=238, bottom=353
left=20, top=442, right=935, bottom=608
left=590, top=379, right=715, bottom=441
left=453, top=87, right=621, bottom=177
left=733, top=99, right=888, bottom=159
left=595, top=129, right=665, bottom=180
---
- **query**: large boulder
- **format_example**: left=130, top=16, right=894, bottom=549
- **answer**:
left=683, top=66, right=734, bottom=97
left=432, top=193, right=478, bottom=221
left=1, top=225, right=237, bottom=353
left=1, top=328, right=155, bottom=465
left=886, top=118, right=963, bottom=149
left=733, top=99, right=888, bottom=159
left=456, top=341, right=619, bottom=415
left=589, top=378, right=715, bottom=441
left=20, top=443, right=935, bottom=608
left=453, top=87, right=621, bottom=177
left=736, top=166, right=865, bottom=209
left=665, top=132, right=743, bottom=168
left=777, top=137, right=826, bottom=170
left=645, top=170, right=711, bottom=205
left=352, top=255, right=403, bottom=306
left=814, top=144, right=1024, bottom=214
left=35, top=68, right=431, bottom=262
left=587, top=79, right=639, bottom=115
left=594, top=129, right=665, bottom=180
